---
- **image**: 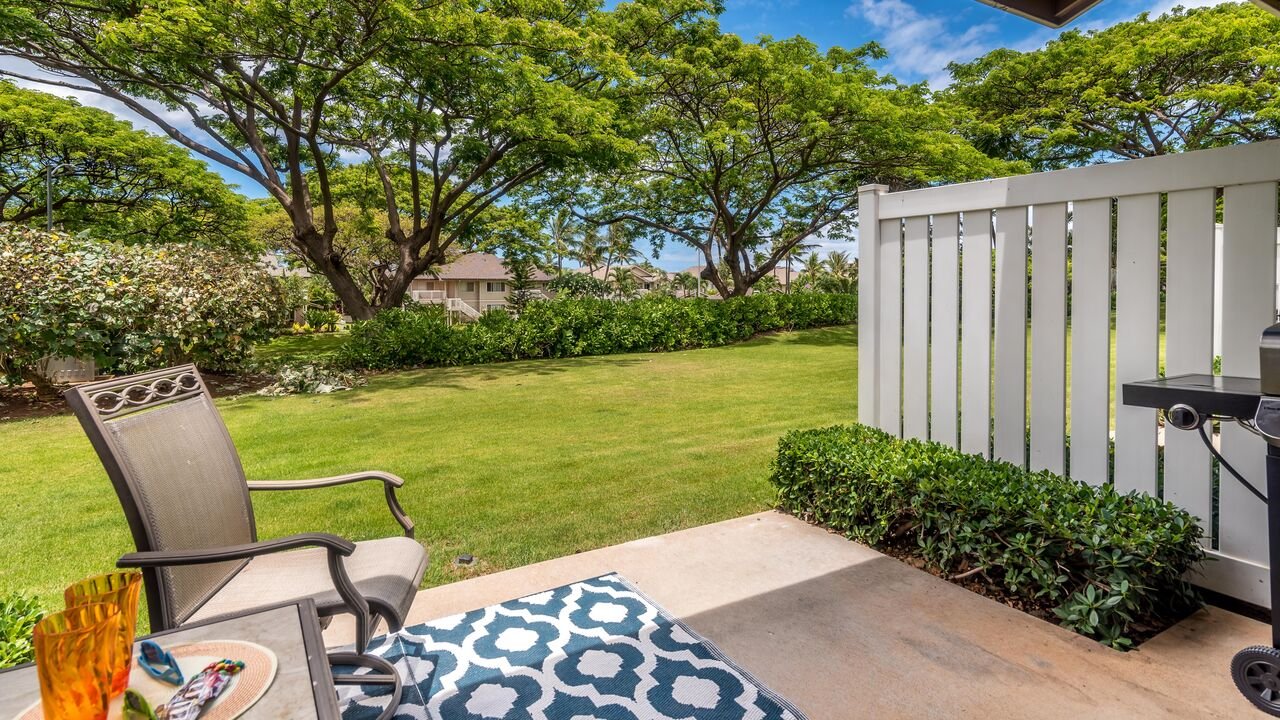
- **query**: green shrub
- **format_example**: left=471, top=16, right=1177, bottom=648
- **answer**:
left=337, top=292, right=856, bottom=370
left=0, top=593, right=43, bottom=669
left=0, top=224, right=283, bottom=393
left=770, top=424, right=1204, bottom=649
left=304, top=308, right=341, bottom=332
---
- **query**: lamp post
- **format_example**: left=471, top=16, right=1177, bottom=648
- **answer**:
left=44, top=163, right=75, bottom=231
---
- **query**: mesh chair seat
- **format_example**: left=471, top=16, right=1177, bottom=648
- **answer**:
left=187, top=536, right=427, bottom=629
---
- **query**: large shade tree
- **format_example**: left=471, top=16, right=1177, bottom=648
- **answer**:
left=946, top=2, right=1280, bottom=169
left=0, top=0, right=709, bottom=318
left=0, top=81, right=247, bottom=245
left=576, top=28, right=1010, bottom=296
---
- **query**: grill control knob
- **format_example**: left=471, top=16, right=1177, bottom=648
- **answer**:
left=1166, top=404, right=1202, bottom=431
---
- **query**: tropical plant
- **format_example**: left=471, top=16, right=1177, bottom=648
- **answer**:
left=0, top=593, right=42, bottom=669
left=0, top=0, right=714, bottom=317
left=547, top=207, right=578, bottom=275
left=946, top=2, right=1280, bottom=169
left=0, top=225, right=283, bottom=396
left=610, top=266, right=639, bottom=298
left=571, top=227, right=609, bottom=273
left=0, top=81, right=248, bottom=246
left=548, top=272, right=613, bottom=299
left=503, top=254, right=542, bottom=314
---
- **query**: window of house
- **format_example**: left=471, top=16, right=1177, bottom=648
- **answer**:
left=487, top=282, right=506, bottom=292
left=464, top=282, right=476, bottom=292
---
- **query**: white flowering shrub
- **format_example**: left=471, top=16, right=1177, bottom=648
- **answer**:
left=0, top=224, right=284, bottom=392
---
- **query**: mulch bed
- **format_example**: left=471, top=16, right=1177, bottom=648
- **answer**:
left=0, top=372, right=275, bottom=423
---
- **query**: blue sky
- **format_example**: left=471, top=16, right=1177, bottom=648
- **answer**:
left=0, top=0, right=1236, bottom=270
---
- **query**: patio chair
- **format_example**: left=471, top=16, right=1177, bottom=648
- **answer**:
left=65, top=364, right=426, bottom=716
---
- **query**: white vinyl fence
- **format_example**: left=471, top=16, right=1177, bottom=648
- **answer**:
left=857, top=140, right=1280, bottom=608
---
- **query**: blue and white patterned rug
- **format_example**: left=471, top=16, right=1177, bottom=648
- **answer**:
left=338, top=573, right=807, bottom=719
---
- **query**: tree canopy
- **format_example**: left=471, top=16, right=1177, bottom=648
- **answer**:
left=0, top=81, right=247, bottom=245
left=945, top=2, right=1280, bottom=169
left=0, top=0, right=713, bottom=318
left=576, top=28, right=1011, bottom=296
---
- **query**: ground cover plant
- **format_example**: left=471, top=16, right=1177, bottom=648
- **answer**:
left=771, top=423, right=1205, bottom=649
left=0, top=325, right=857, bottom=629
left=338, top=292, right=855, bottom=370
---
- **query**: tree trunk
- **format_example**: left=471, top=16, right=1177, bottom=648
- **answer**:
left=296, top=227, right=376, bottom=320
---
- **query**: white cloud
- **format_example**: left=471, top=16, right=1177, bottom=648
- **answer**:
left=1146, top=0, right=1236, bottom=16
left=845, top=0, right=1000, bottom=87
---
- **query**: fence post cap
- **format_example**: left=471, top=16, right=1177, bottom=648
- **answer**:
left=857, top=184, right=891, bottom=194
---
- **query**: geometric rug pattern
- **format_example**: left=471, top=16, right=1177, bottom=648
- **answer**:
left=338, top=573, right=807, bottom=719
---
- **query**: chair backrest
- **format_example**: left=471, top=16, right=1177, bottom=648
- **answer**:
left=65, top=365, right=257, bottom=630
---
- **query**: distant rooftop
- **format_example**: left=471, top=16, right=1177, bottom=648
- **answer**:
left=427, top=253, right=554, bottom=282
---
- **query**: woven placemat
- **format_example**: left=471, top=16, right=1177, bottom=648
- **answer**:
left=14, top=639, right=277, bottom=720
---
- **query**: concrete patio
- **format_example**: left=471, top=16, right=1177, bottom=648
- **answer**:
left=329, top=511, right=1272, bottom=719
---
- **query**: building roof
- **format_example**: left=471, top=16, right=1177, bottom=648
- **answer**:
left=427, top=253, right=554, bottom=282
left=579, top=264, right=661, bottom=282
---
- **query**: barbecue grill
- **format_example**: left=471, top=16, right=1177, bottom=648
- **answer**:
left=1123, top=322, right=1280, bottom=716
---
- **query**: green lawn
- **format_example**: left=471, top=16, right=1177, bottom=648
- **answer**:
left=0, top=325, right=857, bottom=616
left=252, top=331, right=350, bottom=365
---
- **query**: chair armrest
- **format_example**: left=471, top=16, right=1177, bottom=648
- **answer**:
left=247, top=472, right=415, bottom=539
left=116, top=532, right=356, bottom=568
left=246, top=471, right=405, bottom=491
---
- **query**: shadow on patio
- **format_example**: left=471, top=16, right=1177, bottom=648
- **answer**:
left=329, top=511, right=1271, bottom=719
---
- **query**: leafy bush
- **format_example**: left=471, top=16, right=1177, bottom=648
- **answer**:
left=0, top=225, right=283, bottom=393
left=548, top=272, right=613, bottom=299
left=0, top=593, right=43, bottom=669
left=770, top=424, right=1204, bottom=649
left=337, top=292, right=856, bottom=370
left=304, top=308, right=341, bottom=332
left=257, top=363, right=366, bottom=396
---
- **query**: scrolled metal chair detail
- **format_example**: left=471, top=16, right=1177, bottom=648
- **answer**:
left=86, top=369, right=202, bottom=417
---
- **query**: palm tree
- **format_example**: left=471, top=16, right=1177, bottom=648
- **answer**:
left=603, top=222, right=639, bottom=276
left=778, top=240, right=820, bottom=293
left=610, top=266, right=638, bottom=298
left=826, top=250, right=852, bottom=279
left=548, top=208, right=577, bottom=275
left=572, top=227, right=608, bottom=273
left=796, top=251, right=825, bottom=290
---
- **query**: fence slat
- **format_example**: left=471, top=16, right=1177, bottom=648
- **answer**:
left=1164, top=188, right=1216, bottom=537
left=857, top=185, right=888, bottom=426
left=1113, top=194, right=1161, bottom=495
left=1219, top=182, right=1277, bottom=566
left=961, top=211, right=993, bottom=458
left=994, top=207, right=1028, bottom=466
left=878, top=218, right=903, bottom=436
left=930, top=214, right=960, bottom=447
left=1030, top=203, right=1067, bottom=474
left=1069, top=198, right=1112, bottom=486
left=902, top=217, right=930, bottom=440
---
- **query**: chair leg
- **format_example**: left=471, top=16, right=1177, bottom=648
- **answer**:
left=329, top=651, right=402, bottom=720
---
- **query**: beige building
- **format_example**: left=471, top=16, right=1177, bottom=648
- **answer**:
left=408, top=253, right=555, bottom=318
left=581, top=264, right=663, bottom=293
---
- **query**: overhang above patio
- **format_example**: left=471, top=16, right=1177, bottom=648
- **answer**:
left=975, top=0, right=1280, bottom=27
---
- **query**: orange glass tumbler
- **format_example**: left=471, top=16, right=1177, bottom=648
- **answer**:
left=33, top=603, right=122, bottom=720
left=64, top=571, right=142, bottom=697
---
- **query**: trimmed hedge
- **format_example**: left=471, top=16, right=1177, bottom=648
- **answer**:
left=771, top=424, right=1204, bottom=649
left=337, top=292, right=855, bottom=370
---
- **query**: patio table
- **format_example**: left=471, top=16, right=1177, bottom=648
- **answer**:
left=0, top=599, right=340, bottom=719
